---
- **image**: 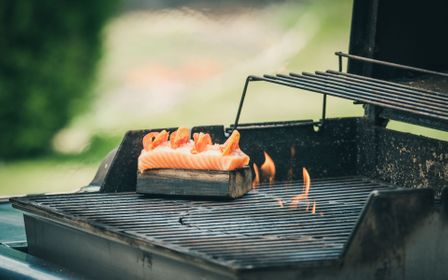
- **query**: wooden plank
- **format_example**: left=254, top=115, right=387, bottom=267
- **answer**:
left=136, top=167, right=252, bottom=199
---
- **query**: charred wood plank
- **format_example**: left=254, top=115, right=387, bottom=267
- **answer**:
left=136, top=167, right=252, bottom=199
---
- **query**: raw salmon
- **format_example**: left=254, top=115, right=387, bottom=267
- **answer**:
left=138, top=128, right=250, bottom=172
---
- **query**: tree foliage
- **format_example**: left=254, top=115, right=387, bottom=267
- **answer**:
left=0, top=1, right=119, bottom=159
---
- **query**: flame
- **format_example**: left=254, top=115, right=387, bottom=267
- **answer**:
left=302, top=167, right=310, bottom=196
left=252, top=163, right=260, bottom=189
left=276, top=198, right=285, bottom=208
left=312, top=200, right=316, bottom=214
left=261, top=152, right=276, bottom=185
left=290, top=167, right=311, bottom=209
left=290, top=193, right=306, bottom=209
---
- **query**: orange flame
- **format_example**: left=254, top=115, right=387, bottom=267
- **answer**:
left=290, top=167, right=311, bottom=209
left=261, top=152, right=276, bottom=185
left=252, top=163, right=260, bottom=189
left=312, top=200, right=316, bottom=214
left=290, top=194, right=306, bottom=209
left=303, top=167, right=311, bottom=196
left=276, top=198, right=285, bottom=208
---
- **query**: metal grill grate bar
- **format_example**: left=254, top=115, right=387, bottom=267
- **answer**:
left=299, top=72, right=448, bottom=108
left=12, top=176, right=394, bottom=269
left=324, top=70, right=448, bottom=102
left=260, top=73, right=448, bottom=120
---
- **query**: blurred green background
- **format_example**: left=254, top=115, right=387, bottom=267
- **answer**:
left=1, top=0, right=446, bottom=197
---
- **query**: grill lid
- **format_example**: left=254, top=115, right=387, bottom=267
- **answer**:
left=345, top=0, right=448, bottom=130
left=348, top=0, right=448, bottom=81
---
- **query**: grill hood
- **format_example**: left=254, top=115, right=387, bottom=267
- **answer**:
left=348, top=0, right=448, bottom=81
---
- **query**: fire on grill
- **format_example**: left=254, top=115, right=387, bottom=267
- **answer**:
left=9, top=0, right=448, bottom=279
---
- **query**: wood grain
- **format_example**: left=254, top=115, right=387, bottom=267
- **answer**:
left=136, top=166, right=252, bottom=199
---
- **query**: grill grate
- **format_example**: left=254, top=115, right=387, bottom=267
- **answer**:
left=258, top=71, right=448, bottom=121
left=13, top=176, right=395, bottom=269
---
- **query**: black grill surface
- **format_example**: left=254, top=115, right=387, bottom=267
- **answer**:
left=13, top=176, right=394, bottom=270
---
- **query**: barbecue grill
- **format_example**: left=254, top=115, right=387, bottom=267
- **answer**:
left=9, top=0, right=448, bottom=279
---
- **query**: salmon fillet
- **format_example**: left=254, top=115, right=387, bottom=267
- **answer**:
left=138, top=129, right=250, bottom=172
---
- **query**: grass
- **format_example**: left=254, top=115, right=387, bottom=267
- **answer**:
left=0, top=160, right=96, bottom=198
left=0, top=134, right=121, bottom=197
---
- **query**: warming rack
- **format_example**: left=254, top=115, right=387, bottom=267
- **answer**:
left=234, top=52, right=448, bottom=131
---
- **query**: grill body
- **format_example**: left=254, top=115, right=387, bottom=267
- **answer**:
left=9, top=0, right=448, bottom=278
left=11, top=118, right=448, bottom=279
left=96, top=119, right=447, bottom=195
